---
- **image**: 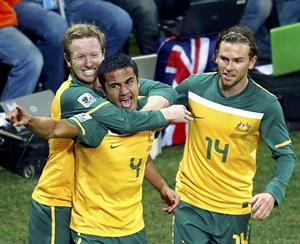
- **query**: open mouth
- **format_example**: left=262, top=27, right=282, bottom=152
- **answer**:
left=223, top=72, right=235, bottom=80
left=120, top=97, right=132, bottom=108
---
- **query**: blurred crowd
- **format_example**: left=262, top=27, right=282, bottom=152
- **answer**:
left=0, top=0, right=299, bottom=101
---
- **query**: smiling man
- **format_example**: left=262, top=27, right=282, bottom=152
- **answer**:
left=173, top=26, right=296, bottom=244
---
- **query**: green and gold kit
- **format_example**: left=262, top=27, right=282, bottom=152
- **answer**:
left=32, top=74, right=176, bottom=207
left=68, top=97, right=155, bottom=237
left=175, top=72, right=296, bottom=215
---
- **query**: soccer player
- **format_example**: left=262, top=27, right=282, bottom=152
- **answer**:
left=69, top=53, right=182, bottom=243
left=7, top=23, right=186, bottom=244
left=173, top=26, right=296, bottom=243
left=6, top=53, right=190, bottom=243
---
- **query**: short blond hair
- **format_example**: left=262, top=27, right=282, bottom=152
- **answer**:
left=62, top=23, right=106, bottom=59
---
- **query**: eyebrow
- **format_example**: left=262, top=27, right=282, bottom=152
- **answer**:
left=125, top=75, right=134, bottom=82
left=219, top=54, right=245, bottom=60
left=107, top=75, right=135, bottom=85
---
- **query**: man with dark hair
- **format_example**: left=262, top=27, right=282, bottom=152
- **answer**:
left=173, top=26, right=296, bottom=243
left=70, top=53, right=181, bottom=243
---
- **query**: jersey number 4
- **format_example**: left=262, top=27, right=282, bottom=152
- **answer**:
left=130, top=158, right=142, bottom=178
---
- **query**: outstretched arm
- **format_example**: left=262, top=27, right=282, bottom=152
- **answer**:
left=139, top=78, right=178, bottom=107
left=6, top=105, right=192, bottom=139
left=144, top=157, right=180, bottom=213
left=5, top=106, right=78, bottom=139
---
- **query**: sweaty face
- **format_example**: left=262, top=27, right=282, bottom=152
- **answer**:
left=103, top=67, right=139, bottom=110
left=215, top=41, right=256, bottom=96
left=65, top=37, right=104, bottom=85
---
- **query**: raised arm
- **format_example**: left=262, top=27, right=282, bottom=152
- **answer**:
left=141, top=95, right=171, bottom=111
left=6, top=105, right=192, bottom=140
left=87, top=101, right=192, bottom=135
left=59, top=86, right=186, bottom=135
left=139, top=78, right=178, bottom=108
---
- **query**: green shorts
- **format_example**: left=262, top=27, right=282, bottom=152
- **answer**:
left=71, top=229, right=147, bottom=244
left=28, top=199, right=72, bottom=244
left=173, top=201, right=251, bottom=244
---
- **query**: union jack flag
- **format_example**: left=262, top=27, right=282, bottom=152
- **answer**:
left=155, top=36, right=214, bottom=146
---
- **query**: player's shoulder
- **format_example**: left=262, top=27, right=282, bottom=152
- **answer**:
left=59, top=84, right=107, bottom=114
left=250, top=78, right=277, bottom=102
left=181, top=72, right=218, bottom=91
left=60, top=82, right=97, bottom=101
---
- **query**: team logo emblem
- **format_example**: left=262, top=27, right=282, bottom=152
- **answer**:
left=77, top=92, right=96, bottom=108
left=74, top=113, right=92, bottom=122
left=230, top=121, right=252, bottom=139
left=235, top=122, right=251, bottom=132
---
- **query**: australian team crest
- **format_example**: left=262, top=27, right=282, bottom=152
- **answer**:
left=77, top=92, right=96, bottom=108
left=230, top=121, right=252, bottom=139
left=235, top=122, right=251, bottom=132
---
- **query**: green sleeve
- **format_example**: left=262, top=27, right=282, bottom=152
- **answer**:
left=264, top=153, right=296, bottom=206
left=88, top=102, right=168, bottom=134
left=67, top=96, right=167, bottom=147
left=60, top=83, right=169, bottom=136
left=260, top=100, right=296, bottom=205
left=139, top=78, right=178, bottom=105
left=67, top=114, right=108, bottom=148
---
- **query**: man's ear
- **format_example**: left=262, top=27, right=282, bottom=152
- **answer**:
left=248, top=55, right=257, bottom=70
left=64, top=53, right=71, bottom=68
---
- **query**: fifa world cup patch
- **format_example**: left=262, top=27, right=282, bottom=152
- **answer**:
left=77, top=92, right=96, bottom=108
left=74, top=113, right=92, bottom=122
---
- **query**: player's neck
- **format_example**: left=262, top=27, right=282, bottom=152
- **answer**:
left=219, top=77, right=249, bottom=97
